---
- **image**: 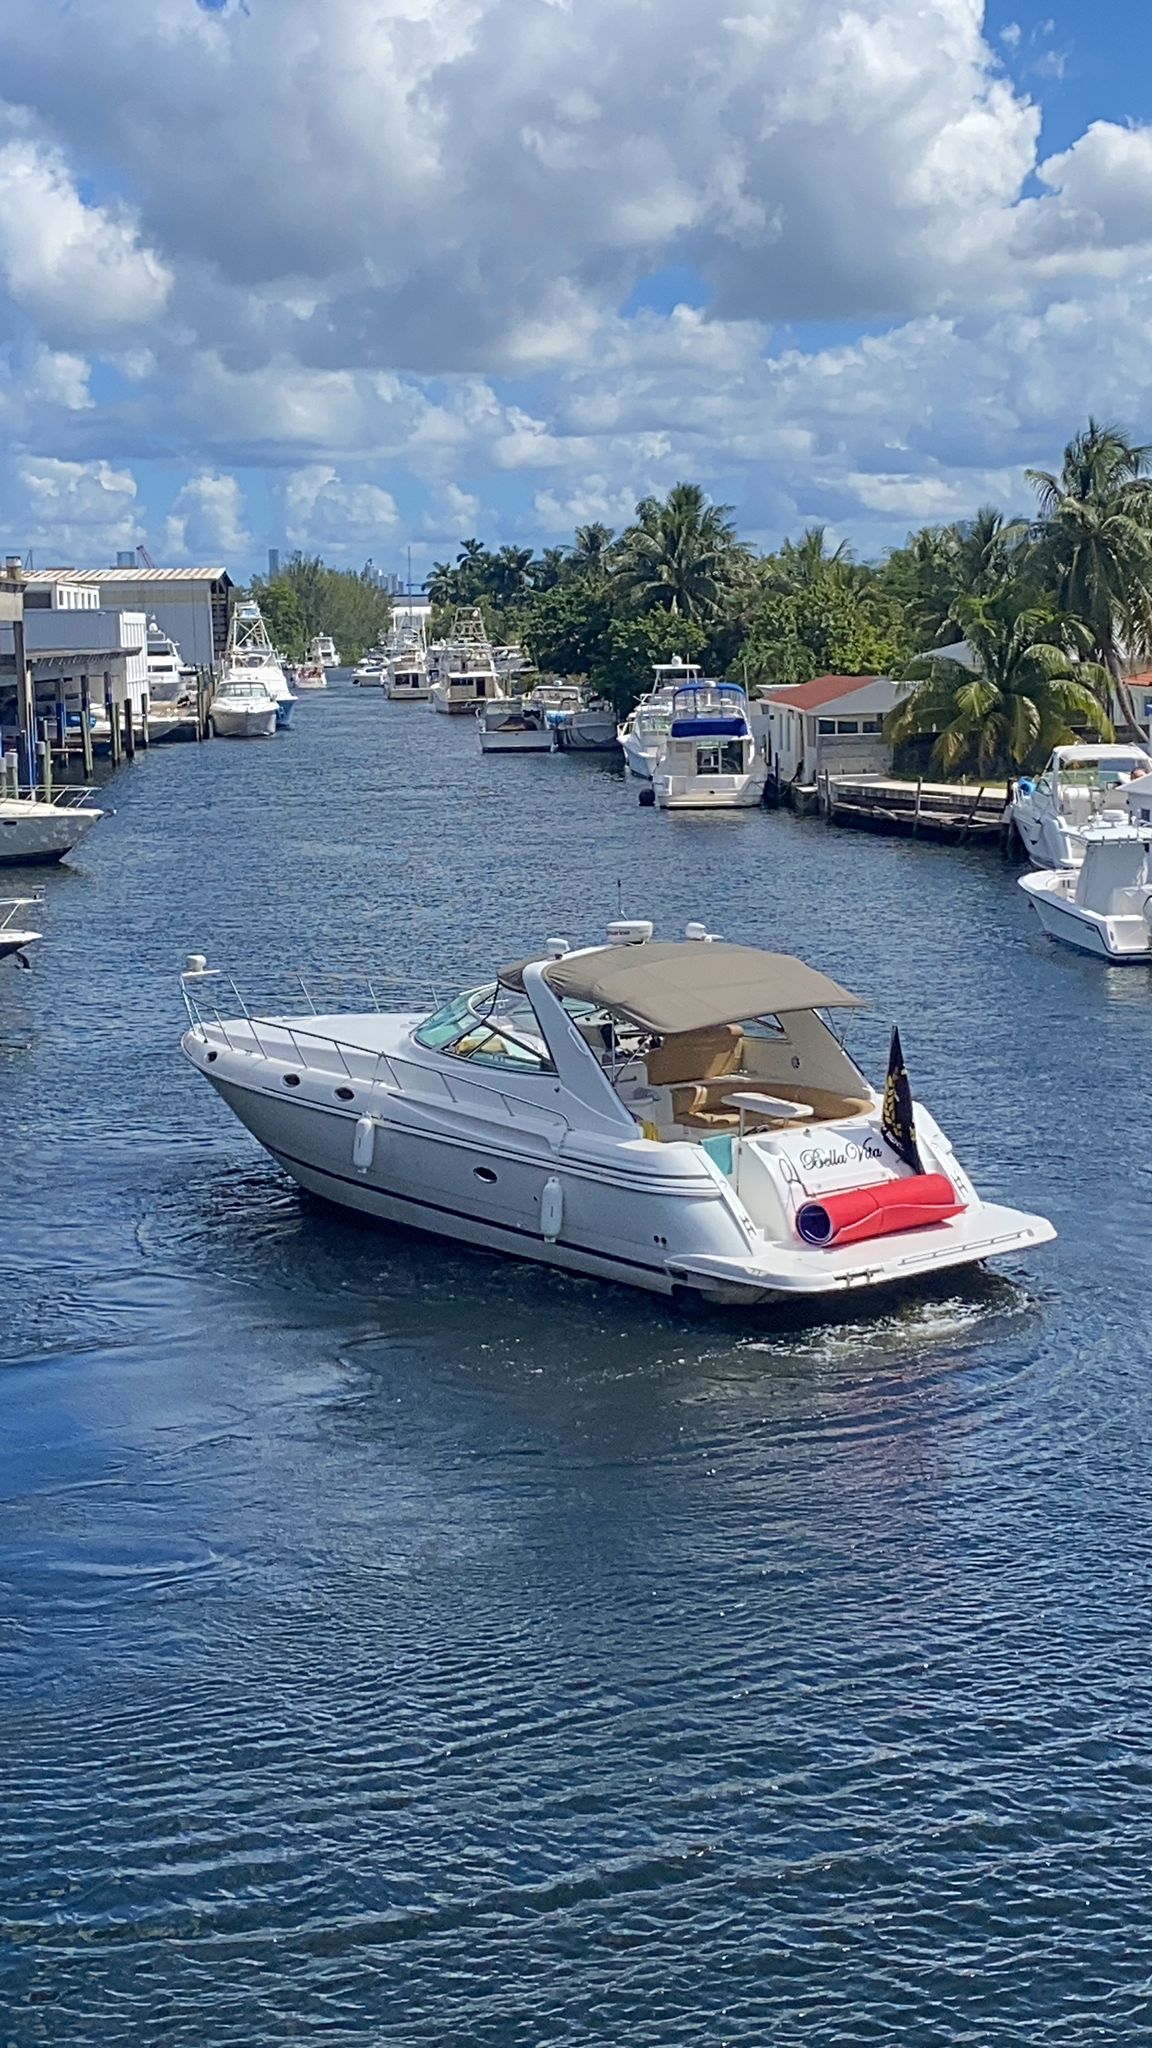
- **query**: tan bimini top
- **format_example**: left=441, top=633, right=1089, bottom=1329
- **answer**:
left=499, top=941, right=864, bottom=1035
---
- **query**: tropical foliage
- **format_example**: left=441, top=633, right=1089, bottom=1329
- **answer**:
left=249, top=554, right=392, bottom=663
left=887, top=596, right=1113, bottom=775
left=265, top=423, right=1152, bottom=765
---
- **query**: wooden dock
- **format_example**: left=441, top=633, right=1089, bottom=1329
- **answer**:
left=819, top=773, right=1010, bottom=844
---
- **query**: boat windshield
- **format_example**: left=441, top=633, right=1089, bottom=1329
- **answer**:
left=414, top=984, right=555, bottom=1072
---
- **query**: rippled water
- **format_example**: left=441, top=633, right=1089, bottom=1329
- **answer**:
left=3, top=684, right=1152, bottom=2044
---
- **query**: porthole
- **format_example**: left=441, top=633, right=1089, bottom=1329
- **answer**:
left=335, top=1086, right=355, bottom=1102
left=474, top=1166, right=497, bottom=1183
left=206, top=1050, right=218, bottom=1064
left=283, top=1073, right=301, bottom=1088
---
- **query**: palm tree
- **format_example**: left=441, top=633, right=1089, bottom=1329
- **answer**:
left=887, top=593, right=1113, bottom=776
left=570, top=522, right=615, bottom=578
left=769, top=525, right=855, bottom=593
left=1027, top=419, right=1152, bottom=734
left=614, top=483, right=748, bottom=621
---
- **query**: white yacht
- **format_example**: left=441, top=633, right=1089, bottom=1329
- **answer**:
left=1009, top=745, right=1152, bottom=866
left=181, top=920, right=1055, bottom=1308
left=619, top=697, right=674, bottom=779
left=386, top=643, right=430, bottom=700
left=428, top=608, right=503, bottom=715
left=315, top=635, right=339, bottom=669
left=294, top=656, right=327, bottom=690
left=0, top=894, right=42, bottom=970
left=353, top=652, right=387, bottom=686
left=143, top=619, right=198, bottom=739
left=224, top=602, right=295, bottom=729
left=477, top=697, right=553, bottom=752
left=209, top=676, right=279, bottom=739
left=649, top=682, right=767, bottom=810
left=0, top=789, right=103, bottom=864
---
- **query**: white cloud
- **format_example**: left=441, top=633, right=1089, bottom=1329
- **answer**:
left=0, top=128, right=170, bottom=337
left=30, top=348, right=92, bottom=410
left=283, top=466, right=398, bottom=550
left=164, top=472, right=250, bottom=561
left=15, top=456, right=138, bottom=555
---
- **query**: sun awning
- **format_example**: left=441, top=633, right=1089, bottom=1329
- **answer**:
left=499, top=941, right=864, bottom=1033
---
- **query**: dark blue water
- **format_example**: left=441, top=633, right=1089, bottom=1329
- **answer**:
left=4, top=684, right=1152, bottom=2045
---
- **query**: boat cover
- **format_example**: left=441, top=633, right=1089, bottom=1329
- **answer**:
left=499, top=941, right=864, bottom=1033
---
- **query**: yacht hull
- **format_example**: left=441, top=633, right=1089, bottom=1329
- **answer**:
left=478, top=727, right=553, bottom=752
left=274, top=699, right=295, bottom=730
left=1019, top=872, right=1152, bottom=958
left=552, top=713, right=619, bottom=752
left=188, top=1048, right=1055, bottom=1307
left=210, top=705, right=278, bottom=739
left=0, top=802, right=102, bottom=864
left=654, top=773, right=767, bottom=810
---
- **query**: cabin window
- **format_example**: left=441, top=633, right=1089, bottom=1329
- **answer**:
left=414, top=984, right=554, bottom=1072
left=696, top=739, right=746, bottom=775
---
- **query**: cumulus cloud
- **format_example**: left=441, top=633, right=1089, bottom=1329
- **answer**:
left=164, top=472, right=250, bottom=561
left=0, top=127, right=170, bottom=338
left=283, top=466, right=398, bottom=550
left=13, top=456, right=139, bottom=556
left=1, top=0, right=1152, bottom=563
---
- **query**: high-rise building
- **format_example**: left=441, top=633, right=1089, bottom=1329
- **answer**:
left=268, top=547, right=281, bottom=577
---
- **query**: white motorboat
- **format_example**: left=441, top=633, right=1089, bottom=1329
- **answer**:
left=353, top=651, right=387, bottom=686
left=181, top=920, right=1055, bottom=1308
left=0, top=789, right=103, bottom=864
left=549, top=695, right=618, bottom=752
left=1009, top=745, right=1152, bottom=867
left=386, top=647, right=430, bottom=700
left=1019, top=815, right=1152, bottom=958
left=142, top=618, right=199, bottom=739
left=649, top=682, right=767, bottom=810
left=224, top=603, right=295, bottom=729
left=0, top=894, right=42, bottom=970
left=294, top=658, right=327, bottom=691
left=315, top=635, right=339, bottom=669
left=428, top=607, right=503, bottom=715
left=478, top=696, right=553, bottom=752
left=619, top=697, right=673, bottom=779
left=209, top=677, right=279, bottom=739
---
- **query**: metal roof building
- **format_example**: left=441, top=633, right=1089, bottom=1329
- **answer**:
left=45, top=568, right=234, bottom=669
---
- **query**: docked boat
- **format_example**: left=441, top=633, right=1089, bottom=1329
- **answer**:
left=1009, top=745, right=1152, bottom=867
left=353, top=651, right=387, bottom=686
left=0, top=894, right=42, bottom=970
left=1019, top=799, right=1152, bottom=958
left=209, top=677, right=279, bottom=739
left=224, top=602, right=295, bottom=729
left=478, top=697, right=553, bottom=752
left=0, top=788, right=103, bottom=864
left=143, top=619, right=199, bottom=740
left=619, top=697, right=674, bottom=779
left=181, top=920, right=1055, bottom=1307
left=386, top=644, right=430, bottom=700
left=549, top=695, right=618, bottom=752
left=649, top=682, right=767, bottom=810
left=428, top=608, right=503, bottom=715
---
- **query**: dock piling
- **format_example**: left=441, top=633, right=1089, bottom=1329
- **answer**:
left=122, top=699, right=136, bottom=762
left=79, top=676, right=94, bottom=776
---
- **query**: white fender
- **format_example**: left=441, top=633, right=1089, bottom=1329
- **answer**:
left=352, top=1116, right=376, bottom=1172
left=540, top=1175, right=564, bottom=1241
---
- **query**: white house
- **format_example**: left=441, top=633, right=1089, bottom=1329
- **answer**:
left=754, top=674, right=906, bottom=787
left=43, top=566, right=234, bottom=670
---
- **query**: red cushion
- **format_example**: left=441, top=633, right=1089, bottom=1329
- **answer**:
left=796, top=1174, right=964, bottom=1248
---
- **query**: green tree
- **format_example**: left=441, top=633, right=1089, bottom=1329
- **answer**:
left=250, top=554, right=392, bottom=664
left=522, top=579, right=615, bottom=678
left=252, top=578, right=307, bottom=659
left=590, top=613, right=708, bottom=715
left=614, top=483, right=749, bottom=621
left=570, top=522, right=615, bottom=578
left=887, top=594, right=1113, bottom=775
left=1027, top=418, right=1152, bottom=735
left=741, top=582, right=907, bottom=688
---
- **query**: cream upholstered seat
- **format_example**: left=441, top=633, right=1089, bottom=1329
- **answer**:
left=644, top=1025, right=746, bottom=1128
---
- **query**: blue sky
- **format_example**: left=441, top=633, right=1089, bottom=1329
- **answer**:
left=1, top=0, right=1151, bottom=579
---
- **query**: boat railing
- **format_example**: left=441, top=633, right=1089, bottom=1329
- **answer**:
left=181, top=968, right=576, bottom=1135
left=15, top=784, right=102, bottom=810
left=0, top=893, right=43, bottom=931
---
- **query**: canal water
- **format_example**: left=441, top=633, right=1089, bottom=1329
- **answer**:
left=3, top=684, right=1152, bottom=2045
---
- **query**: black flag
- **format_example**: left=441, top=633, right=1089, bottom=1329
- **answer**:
left=881, top=1026, right=924, bottom=1175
